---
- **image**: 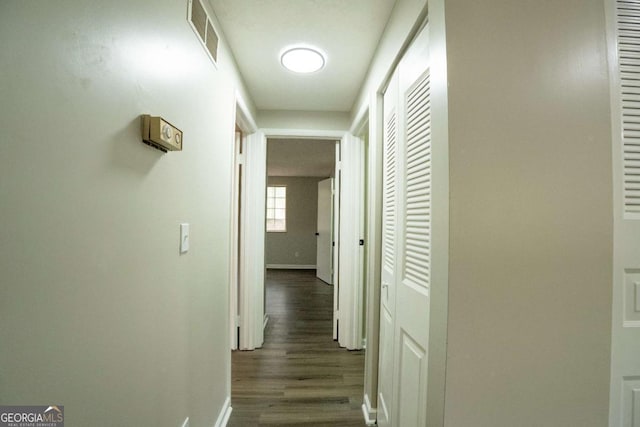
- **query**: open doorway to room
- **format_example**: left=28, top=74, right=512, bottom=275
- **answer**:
left=264, top=139, right=335, bottom=273
left=263, top=137, right=339, bottom=375
left=229, top=137, right=367, bottom=425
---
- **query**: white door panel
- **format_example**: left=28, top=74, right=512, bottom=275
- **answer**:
left=609, top=1, right=640, bottom=425
left=338, top=133, right=365, bottom=350
left=392, top=28, right=432, bottom=425
left=316, top=178, right=333, bottom=284
left=239, top=130, right=266, bottom=350
left=378, top=308, right=394, bottom=425
left=377, top=65, right=399, bottom=427
left=397, top=331, right=426, bottom=427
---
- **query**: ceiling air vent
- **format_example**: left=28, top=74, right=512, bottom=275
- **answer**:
left=188, top=0, right=219, bottom=67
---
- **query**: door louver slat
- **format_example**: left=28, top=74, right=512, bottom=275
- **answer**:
left=617, top=0, right=640, bottom=215
left=403, top=71, right=431, bottom=289
left=383, top=112, right=397, bottom=270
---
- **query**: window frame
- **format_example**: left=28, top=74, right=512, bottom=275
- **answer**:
left=266, top=185, right=287, bottom=233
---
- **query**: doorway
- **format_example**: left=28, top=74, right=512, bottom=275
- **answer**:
left=229, top=136, right=367, bottom=424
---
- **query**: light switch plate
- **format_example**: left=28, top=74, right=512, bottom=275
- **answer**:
left=180, top=223, right=189, bottom=254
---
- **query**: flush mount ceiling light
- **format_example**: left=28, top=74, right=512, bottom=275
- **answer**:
left=280, top=47, right=326, bottom=73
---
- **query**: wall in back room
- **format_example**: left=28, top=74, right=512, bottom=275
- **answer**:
left=266, top=176, right=327, bottom=268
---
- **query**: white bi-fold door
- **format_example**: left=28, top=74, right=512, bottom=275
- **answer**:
left=608, top=1, right=640, bottom=425
left=378, top=22, right=434, bottom=427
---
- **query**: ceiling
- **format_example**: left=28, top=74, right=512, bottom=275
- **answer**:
left=267, top=139, right=336, bottom=177
left=209, top=0, right=397, bottom=112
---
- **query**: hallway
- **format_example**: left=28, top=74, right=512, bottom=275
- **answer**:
left=229, top=270, right=365, bottom=426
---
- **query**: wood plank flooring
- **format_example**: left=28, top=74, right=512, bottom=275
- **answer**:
left=228, top=269, right=366, bottom=426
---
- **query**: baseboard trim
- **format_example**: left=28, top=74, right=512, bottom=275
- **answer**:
left=266, top=264, right=316, bottom=270
left=214, top=396, right=232, bottom=427
left=362, top=394, right=377, bottom=426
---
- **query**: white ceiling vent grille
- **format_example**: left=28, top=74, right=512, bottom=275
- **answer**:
left=616, top=0, right=640, bottom=217
left=188, top=0, right=219, bottom=67
left=403, top=70, right=431, bottom=290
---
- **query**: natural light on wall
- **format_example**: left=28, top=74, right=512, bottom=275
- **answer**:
left=122, top=37, right=199, bottom=82
left=280, top=46, right=326, bottom=73
left=266, top=186, right=287, bottom=232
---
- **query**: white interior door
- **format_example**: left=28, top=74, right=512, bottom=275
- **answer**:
left=316, top=178, right=333, bottom=284
left=393, top=24, right=432, bottom=427
left=338, top=133, right=365, bottom=350
left=609, top=2, right=640, bottom=425
left=378, top=22, right=433, bottom=426
left=238, top=130, right=266, bottom=350
left=377, top=65, right=399, bottom=427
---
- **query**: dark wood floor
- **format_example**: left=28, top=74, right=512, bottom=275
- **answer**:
left=228, top=269, right=366, bottom=426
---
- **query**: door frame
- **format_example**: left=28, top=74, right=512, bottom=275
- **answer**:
left=230, top=91, right=260, bottom=351
left=351, top=101, right=384, bottom=425
left=333, top=142, right=341, bottom=340
left=260, top=128, right=365, bottom=350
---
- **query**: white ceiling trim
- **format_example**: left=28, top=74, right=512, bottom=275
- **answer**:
left=262, top=128, right=345, bottom=140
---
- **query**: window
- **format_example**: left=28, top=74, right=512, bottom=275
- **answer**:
left=266, top=186, right=286, bottom=232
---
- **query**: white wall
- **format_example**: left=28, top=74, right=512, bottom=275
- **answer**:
left=265, top=176, right=324, bottom=267
left=350, top=0, right=428, bottom=121
left=0, top=1, right=253, bottom=425
left=443, top=0, right=613, bottom=425
left=259, top=110, right=350, bottom=131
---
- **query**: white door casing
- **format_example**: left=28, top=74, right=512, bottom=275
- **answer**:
left=607, top=1, right=640, bottom=426
left=229, top=129, right=243, bottom=350
left=230, top=94, right=258, bottom=352
left=333, top=142, right=341, bottom=340
left=238, top=130, right=266, bottom=350
left=378, top=22, right=434, bottom=427
left=316, top=178, right=334, bottom=284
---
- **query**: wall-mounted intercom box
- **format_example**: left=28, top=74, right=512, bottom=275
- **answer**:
left=141, top=115, right=183, bottom=152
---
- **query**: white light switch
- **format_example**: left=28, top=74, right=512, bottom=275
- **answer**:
left=180, top=223, right=189, bottom=254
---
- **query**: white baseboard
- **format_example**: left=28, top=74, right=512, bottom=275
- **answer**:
left=362, top=394, right=377, bottom=426
left=214, top=396, right=232, bottom=427
left=266, top=264, right=316, bottom=269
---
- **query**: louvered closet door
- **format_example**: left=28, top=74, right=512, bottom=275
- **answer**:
left=377, top=22, right=432, bottom=427
left=393, top=23, right=432, bottom=426
left=610, top=1, right=640, bottom=426
left=377, top=68, right=400, bottom=427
